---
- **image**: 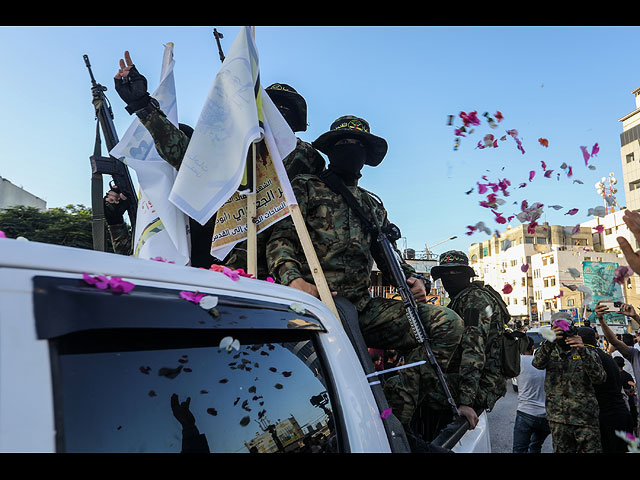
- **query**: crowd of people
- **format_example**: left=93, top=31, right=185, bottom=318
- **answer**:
left=104, top=50, right=640, bottom=453
left=512, top=301, right=640, bottom=453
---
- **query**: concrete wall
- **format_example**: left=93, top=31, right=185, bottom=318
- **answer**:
left=0, top=176, right=46, bottom=211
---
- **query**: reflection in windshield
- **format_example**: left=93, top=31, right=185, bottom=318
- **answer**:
left=56, top=334, right=338, bottom=453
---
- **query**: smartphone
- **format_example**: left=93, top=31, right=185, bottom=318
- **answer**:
left=601, top=301, right=621, bottom=312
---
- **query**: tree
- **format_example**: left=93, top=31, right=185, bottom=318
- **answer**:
left=0, top=204, right=127, bottom=252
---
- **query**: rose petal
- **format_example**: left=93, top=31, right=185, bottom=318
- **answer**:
left=199, top=295, right=219, bottom=309
left=380, top=408, right=393, bottom=419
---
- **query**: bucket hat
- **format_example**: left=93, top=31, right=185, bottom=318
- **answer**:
left=430, top=250, right=477, bottom=280
left=312, top=115, right=388, bottom=166
left=265, top=83, right=307, bottom=132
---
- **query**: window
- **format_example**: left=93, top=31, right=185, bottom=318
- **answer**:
left=536, top=237, right=547, bottom=244
left=525, top=237, right=534, bottom=244
left=629, top=179, right=640, bottom=192
left=626, top=152, right=635, bottom=163
left=521, top=297, right=527, bottom=305
left=542, top=257, right=548, bottom=266
left=568, top=299, right=575, bottom=306
left=52, top=329, right=338, bottom=453
left=36, top=276, right=339, bottom=454
left=521, top=277, right=526, bottom=286
left=605, top=228, right=612, bottom=235
left=544, top=278, right=549, bottom=288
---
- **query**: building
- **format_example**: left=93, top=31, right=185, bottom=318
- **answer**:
left=0, top=176, right=46, bottom=211
left=468, top=222, right=594, bottom=324
left=619, top=85, right=640, bottom=212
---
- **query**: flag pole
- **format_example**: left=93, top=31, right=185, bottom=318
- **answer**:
left=247, top=143, right=258, bottom=277
left=246, top=26, right=258, bottom=277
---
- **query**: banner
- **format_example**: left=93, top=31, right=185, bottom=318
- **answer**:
left=110, top=42, right=191, bottom=265
left=211, top=90, right=297, bottom=260
left=582, top=261, right=626, bottom=322
left=169, top=27, right=264, bottom=226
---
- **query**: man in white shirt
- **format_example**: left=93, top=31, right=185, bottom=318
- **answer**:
left=512, top=336, right=551, bottom=453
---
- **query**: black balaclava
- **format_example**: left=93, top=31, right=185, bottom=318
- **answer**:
left=439, top=272, right=472, bottom=298
left=326, top=141, right=367, bottom=185
left=275, top=100, right=300, bottom=133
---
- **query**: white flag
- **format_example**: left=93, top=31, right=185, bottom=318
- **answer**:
left=110, top=42, right=191, bottom=265
left=169, top=26, right=263, bottom=225
left=209, top=89, right=298, bottom=261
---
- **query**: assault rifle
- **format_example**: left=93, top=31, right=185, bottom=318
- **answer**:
left=318, top=170, right=465, bottom=423
left=83, top=54, right=138, bottom=252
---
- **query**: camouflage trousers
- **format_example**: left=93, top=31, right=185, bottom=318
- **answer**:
left=548, top=421, right=602, bottom=453
left=358, top=296, right=464, bottom=426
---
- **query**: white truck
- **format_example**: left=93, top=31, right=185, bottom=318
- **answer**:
left=0, top=238, right=490, bottom=453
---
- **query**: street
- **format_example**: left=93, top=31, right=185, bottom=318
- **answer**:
left=486, top=380, right=553, bottom=453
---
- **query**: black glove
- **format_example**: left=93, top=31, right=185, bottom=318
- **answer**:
left=114, top=65, right=151, bottom=115
left=103, top=185, right=130, bottom=225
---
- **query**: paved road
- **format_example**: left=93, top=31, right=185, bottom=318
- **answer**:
left=486, top=380, right=553, bottom=453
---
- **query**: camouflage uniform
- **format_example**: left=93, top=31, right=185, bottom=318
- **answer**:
left=532, top=337, right=606, bottom=453
left=110, top=109, right=325, bottom=272
left=225, top=138, right=326, bottom=278
left=445, top=282, right=508, bottom=413
left=266, top=174, right=464, bottom=425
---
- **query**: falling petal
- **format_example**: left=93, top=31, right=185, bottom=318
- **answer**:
left=540, top=327, right=557, bottom=342
left=274, top=383, right=284, bottom=389
left=521, top=264, right=530, bottom=273
left=158, top=365, right=183, bottom=379
left=180, top=290, right=206, bottom=303
left=580, top=146, right=590, bottom=165
left=538, top=138, right=549, bottom=147
left=549, top=205, right=563, bottom=210
left=565, top=208, right=579, bottom=215
left=544, top=170, right=553, bottom=178
left=591, top=142, right=600, bottom=157
left=0, top=231, right=5, bottom=238
left=289, top=303, right=306, bottom=314
left=567, top=267, right=581, bottom=279
left=199, top=295, right=219, bottom=310
left=593, top=225, right=605, bottom=234
left=529, top=170, right=536, bottom=182
left=613, top=266, right=633, bottom=285
left=502, top=284, right=513, bottom=294
left=239, top=416, right=251, bottom=427
left=380, top=408, right=393, bottom=419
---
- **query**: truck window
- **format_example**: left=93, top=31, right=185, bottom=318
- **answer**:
left=33, top=275, right=340, bottom=453
left=51, top=329, right=340, bottom=453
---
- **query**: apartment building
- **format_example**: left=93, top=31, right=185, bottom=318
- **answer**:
left=468, top=222, right=594, bottom=324
left=619, top=85, right=640, bottom=211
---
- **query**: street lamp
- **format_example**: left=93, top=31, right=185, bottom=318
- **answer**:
left=595, top=172, right=618, bottom=214
left=424, top=235, right=458, bottom=259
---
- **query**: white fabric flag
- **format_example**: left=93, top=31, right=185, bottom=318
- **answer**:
left=209, top=88, right=298, bottom=261
left=169, top=27, right=263, bottom=226
left=110, top=43, right=191, bottom=265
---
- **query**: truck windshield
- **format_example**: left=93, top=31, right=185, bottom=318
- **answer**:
left=51, top=329, right=339, bottom=453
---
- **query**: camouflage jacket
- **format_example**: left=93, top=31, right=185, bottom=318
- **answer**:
left=139, top=110, right=326, bottom=273
left=445, top=282, right=507, bottom=411
left=141, top=110, right=326, bottom=176
left=532, top=339, right=606, bottom=426
left=266, top=174, right=415, bottom=311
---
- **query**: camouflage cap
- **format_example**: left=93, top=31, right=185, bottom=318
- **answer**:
left=265, top=83, right=307, bottom=132
left=430, top=250, right=477, bottom=280
left=312, top=115, right=388, bottom=166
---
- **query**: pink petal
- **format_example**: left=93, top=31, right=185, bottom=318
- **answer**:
left=580, top=146, right=590, bottom=165
left=521, top=264, right=530, bottom=273
left=593, top=225, right=604, bottom=233
left=544, top=170, right=553, bottom=178
left=82, top=272, right=97, bottom=285
left=529, top=170, right=536, bottom=182
left=477, top=183, right=488, bottom=194
left=502, top=284, right=513, bottom=294
left=566, top=208, right=579, bottom=215
left=266, top=277, right=275, bottom=283
left=0, top=230, right=6, bottom=238
left=591, top=142, right=599, bottom=157
left=380, top=408, right=393, bottom=419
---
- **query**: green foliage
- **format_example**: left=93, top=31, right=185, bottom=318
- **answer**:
left=0, top=204, right=126, bottom=251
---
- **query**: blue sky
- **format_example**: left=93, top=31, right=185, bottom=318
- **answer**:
left=1, top=25, right=639, bottom=256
